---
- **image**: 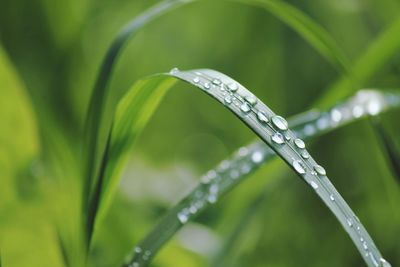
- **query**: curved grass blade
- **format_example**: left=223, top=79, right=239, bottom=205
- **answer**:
left=128, top=89, right=400, bottom=267
left=84, top=0, right=352, bottom=247
left=83, top=0, right=194, bottom=246
left=370, top=116, right=400, bottom=184
left=238, top=0, right=352, bottom=75
left=317, top=16, right=400, bottom=108
left=103, top=68, right=390, bottom=267
left=128, top=90, right=400, bottom=267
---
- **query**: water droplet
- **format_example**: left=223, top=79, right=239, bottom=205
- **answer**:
left=301, top=151, right=310, bottom=159
left=360, top=237, right=364, bottom=242
left=201, top=170, right=217, bottom=184
left=204, top=83, right=211, bottom=89
left=310, top=181, right=319, bottom=189
left=238, top=147, right=249, bottom=157
left=241, top=164, right=251, bottom=174
left=218, top=160, right=230, bottom=171
left=316, top=116, right=330, bottom=130
left=193, top=77, right=200, bottom=83
left=134, top=247, right=142, bottom=254
left=271, top=132, right=285, bottom=144
left=251, top=151, right=264, bottom=163
left=228, top=83, right=238, bottom=92
left=142, top=250, right=151, bottom=261
left=294, top=138, right=306, bottom=149
left=177, top=210, right=189, bottom=224
left=331, top=109, right=342, bottom=122
left=284, top=134, right=291, bottom=141
left=189, top=205, right=198, bottom=214
left=207, top=194, right=217, bottom=203
left=170, top=67, right=179, bottom=74
left=380, top=258, right=392, bottom=267
left=212, top=79, right=221, bottom=85
left=347, top=218, right=353, bottom=227
left=245, top=95, right=257, bottom=106
left=292, top=160, right=306, bottom=174
left=362, top=241, right=368, bottom=250
left=132, top=262, right=139, bottom=267
left=224, top=96, right=232, bottom=104
left=240, top=102, right=252, bottom=113
left=230, top=169, right=240, bottom=179
left=209, top=184, right=219, bottom=194
left=303, top=125, right=316, bottom=136
left=271, top=115, right=288, bottom=131
left=314, top=165, right=326, bottom=176
left=367, top=100, right=381, bottom=115
left=329, top=194, right=335, bottom=201
left=353, top=105, right=364, bottom=118
left=369, top=252, right=379, bottom=267
left=257, top=111, right=269, bottom=124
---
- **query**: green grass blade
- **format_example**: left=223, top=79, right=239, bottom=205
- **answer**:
left=317, top=16, right=400, bottom=108
left=370, top=116, right=400, bottom=184
left=101, top=68, right=389, bottom=267
left=125, top=88, right=400, bottom=266
left=237, top=0, right=352, bottom=76
left=84, top=0, right=352, bottom=248
left=82, top=0, right=193, bottom=246
left=211, top=178, right=284, bottom=267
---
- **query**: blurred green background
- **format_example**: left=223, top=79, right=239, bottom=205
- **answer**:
left=0, top=0, right=399, bottom=266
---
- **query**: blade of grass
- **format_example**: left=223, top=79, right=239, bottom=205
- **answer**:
left=237, top=0, right=352, bottom=76
left=83, top=0, right=194, bottom=247
left=370, top=116, right=400, bottom=183
left=317, top=16, right=400, bottom=108
left=211, top=177, right=285, bottom=267
left=101, top=68, right=389, bottom=267
left=84, top=0, right=353, bottom=247
left=124, top=88, right=400, bottom=266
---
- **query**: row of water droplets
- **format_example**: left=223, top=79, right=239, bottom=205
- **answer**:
left=172, top=68, right=391, bottom=267
left=126, top=69, right=395, bottom=267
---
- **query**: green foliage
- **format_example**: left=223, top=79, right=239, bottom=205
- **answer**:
left=0, top=0, right=399, bottom=267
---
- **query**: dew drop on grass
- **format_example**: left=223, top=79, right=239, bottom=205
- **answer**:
left=193, top=77, right=200, bottom=83
left=204, top=82, right=211, bottom=89
left=314, top=165, right=327, bottom=176
left=294, top=138, right=306, bottom=149
left=177, top=210, right=189, bottom=224
left=310, top=181, right=319, bottom=189
left=301, top=151, right=310, bottom=159
left=369, top=252, right=379, bottom=267
left=347, top=218, right=353, bottom=227
left=272, top=132, right=285, bottom=144
left=367, top=100, right=381, bottom=115
left=240, top=102, right=252, bottom=113
left=212, top=79, right=221, bottom=85
left=230, top=169, right=240, bottom=179
left=380, top=258, right=392, bottom=267
left=292, top=160, right=306, bottom=174
left=207, top=194, right=217, bottom=203
left=251, top=151, right=264, bottom=163
left=271, top=115, right=288, bottom=131
left=257, top=111, right=269, bottom=123
left=169, top=67, right=179, bottom=74
left=135, top=247, right=142, bottom=254
left=228, top=83, right=238, bottom=92
left=331, top=109, right=342, bottom=122
left=224, top=96, right=232, bottom=104
left=329, top=194, right=335, bottom=201
left=352, top=105, right=364, bottom=118
left=245, top=95, right=257, bottom=106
